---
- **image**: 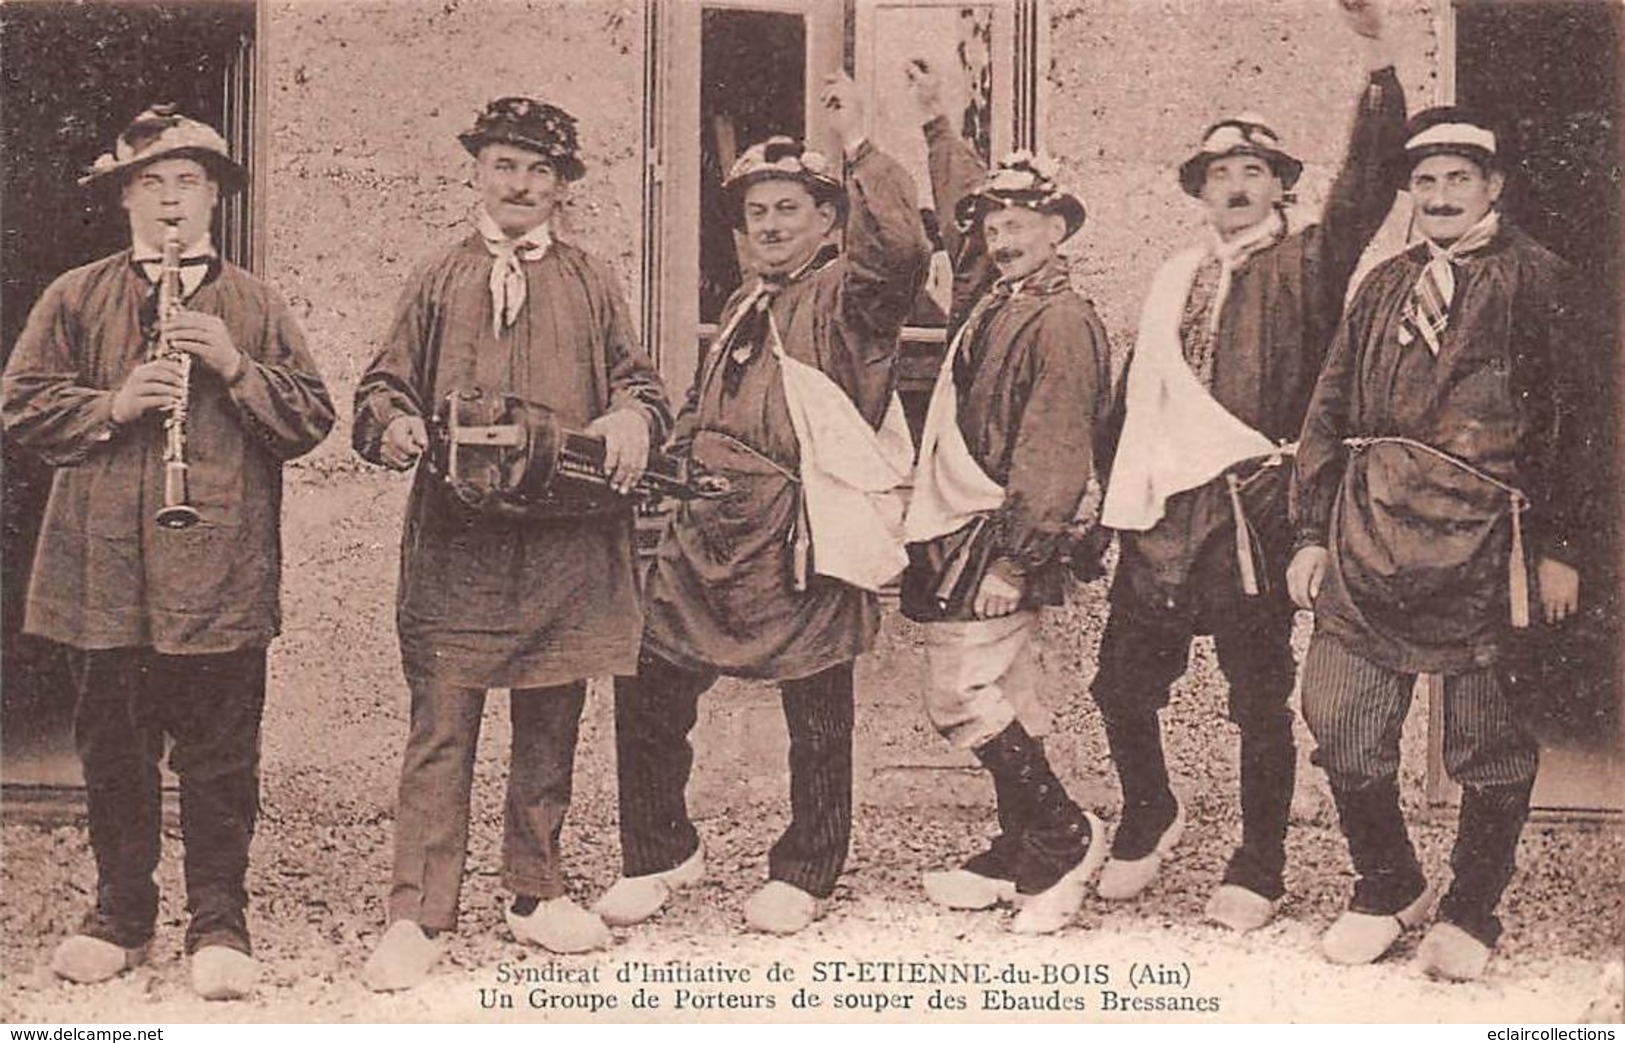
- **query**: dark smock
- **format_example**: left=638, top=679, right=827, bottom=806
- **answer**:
left=949, top=261, right=1112, bottom=604
left=1292, top=225, right=1590, bottom=674
left=1107, top=67, right=1407, bottom=627
left=917, top=122, right=1112, bottom=611
left=353, top=236, right=670, bottom=688
left=641, top=142, right=931, bottom=680
left=3, top=251, right=335, bottom=653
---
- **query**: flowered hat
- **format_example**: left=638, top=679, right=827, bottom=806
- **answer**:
left=459, top=97, right=586, bottom=182
left=955, top=151, right=1086, bottom=241
left=79, top=104, right=246, bottom=190
left=722, top=136, right=846, bottom=227
left=1178, top=112, right=1303, bottom=198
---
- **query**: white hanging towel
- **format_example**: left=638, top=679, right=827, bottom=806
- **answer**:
left=1100, top=244, right=1276, bottom=532
left=770, top=317, right=915, bottom=592
left=903, top=313, right=1006, bottom=545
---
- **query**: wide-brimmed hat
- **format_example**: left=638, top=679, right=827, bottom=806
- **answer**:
left=722, top=137, right=846, bottom=227
left=954, top=151, right=1086, bottom=241
left=1178, top=113, right=1303, bottom=198
left=459, top=97, right=585, bottom=182
left=79, top=105, right=246, bottom=190
left=1400, top=106, right=1500, bottom=174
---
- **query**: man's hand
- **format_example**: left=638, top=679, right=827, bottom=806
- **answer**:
left=381, top=415, right=428, bottom=470
left=820, top=72, right=866, bottom=154
left=904, top=59, right=945, bottom=121
left=1287, top=545, right=1330, bottom=610
left=1339, top=0, right=1393, bottom=69
left=1339, top=0, right=1384, bottom=39
left=165, top=309, right=245, bottom=381
left=1535, top=557, right=1580, bottom=625
left=111, top=358, right=186, bottom=425
left=973, top=565, right=1024, bottom=619
left=586, top=409, right=651, bottom=495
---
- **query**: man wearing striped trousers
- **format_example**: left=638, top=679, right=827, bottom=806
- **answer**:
left=1290, top=107, right=1593, bottom=981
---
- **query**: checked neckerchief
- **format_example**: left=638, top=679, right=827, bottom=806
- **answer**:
left=1397, top=209, right=1500, bottom=356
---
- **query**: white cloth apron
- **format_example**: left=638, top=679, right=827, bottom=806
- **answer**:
left=903, top=313, right=1005, bottom=545
left=1100, top=243, right=1277, bottom=532
left=769, top=315, right=914, bottom=592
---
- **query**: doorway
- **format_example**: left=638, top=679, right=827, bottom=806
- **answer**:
left=0, top=0, right=258, bottom=796
left=1450, top=0, right=1622, bottom=813
left=642, top=0, right=843, bottom=395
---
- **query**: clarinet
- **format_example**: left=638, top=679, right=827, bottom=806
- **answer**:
left=152, top=222, right=200, bottom=529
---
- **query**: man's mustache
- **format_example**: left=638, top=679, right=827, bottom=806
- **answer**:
left=501, top=194, right=538, bottom=206
left=1423, top=204, right=1465, bottom=217
left=992, top=248, right=1024, bottom=265
left=1226, top=192, right=1254, bottom=209
left=757, top=231, right=787, bottom=244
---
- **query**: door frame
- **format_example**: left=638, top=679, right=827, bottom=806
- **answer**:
left=1421, top=0, right=1623, bottom=815
left=640, top=0, right=844, bottom=391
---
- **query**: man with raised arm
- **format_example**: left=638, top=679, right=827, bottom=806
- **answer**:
left=1092, top=0, right=1407, bottom=931
left=597, top=73, right=930, bottom=936
left=900, top=60, right=1114, bottom=935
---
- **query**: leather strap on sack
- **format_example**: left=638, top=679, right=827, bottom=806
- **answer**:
left=791, top=487, right=812, bottom=593
left=1226, top=472, right=1261, bottom=596
left=1507, top=498, right=1530, bottom=628
left=1222, top=443, right=1296, bottom=597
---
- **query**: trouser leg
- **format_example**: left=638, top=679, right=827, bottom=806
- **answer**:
left=159, top=648, right=268, bottom=955
left=922, top=614, right=1040, bottom=874
left=1439, top=779, right=1533, bottom=946
left=503, top=682, right=588, bottom=901
left=387, top=679, right=486, bottom=931
left=1213, top=608, right=1297, bottom=900
left=1328, top=777, right=1427, bottom=913
left=613, top=650, right=713, bottom=876
left=1301, top=635, right=1426, bottom=913
left=1437, top=667, right=1540, bottom=945
left=920, top=613, right=1036, bottom=751
left=768, top=662, right=856, bottom=899
left=1090, top=609, right=1187, bottom=858
left=69, top=647, right=164, bottom=949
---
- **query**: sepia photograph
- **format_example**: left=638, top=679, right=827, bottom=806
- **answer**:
left=1, top=0, right=1620, bottom=1027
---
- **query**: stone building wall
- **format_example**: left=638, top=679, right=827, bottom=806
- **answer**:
left=262, top=0, right=645, bottom=459
left=1048, top=0, right=1447, bottom=348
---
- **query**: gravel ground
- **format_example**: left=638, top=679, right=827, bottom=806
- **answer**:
left=3, top=467, right=1622, bottom=1024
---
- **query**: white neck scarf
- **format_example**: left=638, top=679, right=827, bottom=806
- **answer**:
left=478, top=209, right=552, bottom=337
left=1099, top=239, right=1279, bottom=532
left=131, top=236, right=217, bottom=298
left=903, top=303, right=1008, bottom=545
left=1202, top=208, right=1286, bottom=334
